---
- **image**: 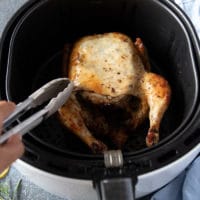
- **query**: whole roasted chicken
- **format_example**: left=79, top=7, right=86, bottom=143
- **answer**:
left=58, top=32, right=171, bottom=153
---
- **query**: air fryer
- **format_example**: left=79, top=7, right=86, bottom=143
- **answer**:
left=0, top=0, right=200, bottom=199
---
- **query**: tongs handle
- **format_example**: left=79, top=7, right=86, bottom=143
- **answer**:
left=0, top=109, right=47, bottom=144
left=0, top=78, right=74, bottom=144
left=3, top=98, right=33, bottom=129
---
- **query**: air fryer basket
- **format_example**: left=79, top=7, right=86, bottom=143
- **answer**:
left=1, top=0, right=200, bottom=179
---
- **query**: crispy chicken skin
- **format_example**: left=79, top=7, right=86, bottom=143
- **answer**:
left=58, top=32, right=171, bottom=153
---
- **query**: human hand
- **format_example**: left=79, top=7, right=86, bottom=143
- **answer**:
left=0, top=101, right=24, bottom=173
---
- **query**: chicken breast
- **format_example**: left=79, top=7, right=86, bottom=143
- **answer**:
left=69, top=33, right=144, bottom=98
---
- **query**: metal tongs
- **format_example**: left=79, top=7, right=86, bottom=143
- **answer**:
left=0, top=78, right=74, bottom=144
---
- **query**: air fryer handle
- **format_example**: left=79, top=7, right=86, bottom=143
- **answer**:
left=96, top=177, right=136, bottom=200
left=94, top=150, right=137, bottom=200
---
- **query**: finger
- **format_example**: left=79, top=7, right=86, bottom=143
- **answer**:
left=0, top=101, right=16, bottom=130
left=0, top=134, right=24, bottom=173
left=0, top=101, right=16, bottom=120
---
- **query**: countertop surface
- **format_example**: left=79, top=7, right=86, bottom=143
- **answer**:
left=0, top=0, right=28, bottom=37
left=0, top=0, right=200, bottom=200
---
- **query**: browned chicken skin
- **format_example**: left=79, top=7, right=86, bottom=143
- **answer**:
left=58, top=32, right=171, bottom=153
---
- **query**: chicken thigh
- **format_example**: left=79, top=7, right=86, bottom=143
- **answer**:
left=58, top=32, right=171, bottom=153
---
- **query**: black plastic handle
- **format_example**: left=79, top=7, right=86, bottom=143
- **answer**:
left=93, top=150, right=137, bottom=200
left=99, top=177, right=135, bottom=200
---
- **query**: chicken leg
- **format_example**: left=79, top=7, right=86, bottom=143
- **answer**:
left=142, top=72, right=171, bottom=147
left=58, top=93, right=108, bottom=153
